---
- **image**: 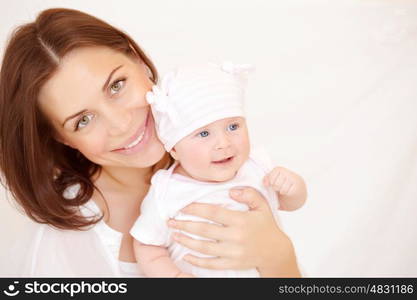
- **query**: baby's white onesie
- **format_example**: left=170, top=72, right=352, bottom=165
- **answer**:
left=130, top=146, right=281, bottom=277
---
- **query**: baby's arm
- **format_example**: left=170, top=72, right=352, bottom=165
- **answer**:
left=263, top=167, right=307, bottom=211
left=133, top=239, right=194, bottom=277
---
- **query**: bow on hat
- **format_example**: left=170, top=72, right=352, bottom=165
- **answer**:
left=145, top=72, right=181, bottom=126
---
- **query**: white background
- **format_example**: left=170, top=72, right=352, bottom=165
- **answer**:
left=1, top=0, right=417, bottom=276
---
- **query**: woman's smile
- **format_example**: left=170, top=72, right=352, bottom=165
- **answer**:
left=111, top=109, right=153, bottom=155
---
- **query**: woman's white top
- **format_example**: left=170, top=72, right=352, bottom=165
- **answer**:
left=2, top=190, right=143, bottom=277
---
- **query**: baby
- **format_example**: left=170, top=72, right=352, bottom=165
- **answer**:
left=130, top=62, right=307, bottom=277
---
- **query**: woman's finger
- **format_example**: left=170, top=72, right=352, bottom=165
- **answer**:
left=172, top=232, right=227, bottom=257
left=182, top=254, right=237, bottom=270
left=167, top=219, right=230, bottom=241
left=180, top=202, right=245, bottom=226
left=229, top=186, right=269, bottom=210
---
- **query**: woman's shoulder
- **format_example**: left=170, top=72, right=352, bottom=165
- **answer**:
left=3, top=218, right=117, bottom=277
left=0, top=220, right=60, bottom=276
left=2, top=182, right=116, bottom=277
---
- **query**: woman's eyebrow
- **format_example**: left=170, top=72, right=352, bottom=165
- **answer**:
left=102, top=64, right=123, bottom=92
left=62, top=109, right=88, bottom=127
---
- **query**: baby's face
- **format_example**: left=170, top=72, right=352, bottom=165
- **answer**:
left=170, top=117, right=250, bottom=182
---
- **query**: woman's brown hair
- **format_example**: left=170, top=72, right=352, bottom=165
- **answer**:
left=0, top=8, right=162, bottom=230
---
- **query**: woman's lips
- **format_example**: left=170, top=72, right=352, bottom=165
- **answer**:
left=111, top=111, right=152, bottom=154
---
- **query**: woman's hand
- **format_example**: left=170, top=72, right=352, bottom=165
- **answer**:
left=167, top=186, right=301, bottom=277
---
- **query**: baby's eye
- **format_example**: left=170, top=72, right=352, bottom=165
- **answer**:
left=228, top=123, right=239, bottom=131
left=198, top=130, right=209, bottom=138
left=110, top=79, right=125, bottom=95
left=75, top=113, right=94, bottom=131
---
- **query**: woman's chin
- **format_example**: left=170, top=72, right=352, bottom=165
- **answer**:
left=140, top=136, right=167, bottom=167
left=147, top=145, right=167, bottom=167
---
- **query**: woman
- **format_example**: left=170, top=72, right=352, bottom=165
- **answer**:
left=0, top=8, right=301, bottom=277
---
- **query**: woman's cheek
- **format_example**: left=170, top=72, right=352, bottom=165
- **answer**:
left=77, top=134, right=108, bottom=159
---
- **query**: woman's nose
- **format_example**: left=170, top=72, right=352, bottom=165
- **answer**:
left=104, top=106, right=132, bottom=136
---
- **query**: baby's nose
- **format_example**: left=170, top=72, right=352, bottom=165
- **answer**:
left=215, top=133, right=231, bottom=150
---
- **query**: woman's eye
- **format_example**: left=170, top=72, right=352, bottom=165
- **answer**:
left=198, top=130, right=209, bottom=138
left=228, top=123, right=239, bottom=131
left=75, top=113, right=94, bottom=131
left=110, top=79, right=125, bottom=95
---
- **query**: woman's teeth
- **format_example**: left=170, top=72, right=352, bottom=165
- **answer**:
left=124, top=129, right=145, bottom=149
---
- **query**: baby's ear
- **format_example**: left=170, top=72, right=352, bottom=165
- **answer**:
left=169, top=147, right=178, bottom=160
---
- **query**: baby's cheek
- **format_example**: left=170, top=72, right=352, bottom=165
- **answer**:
left=183, top=153, right=209, bottom=175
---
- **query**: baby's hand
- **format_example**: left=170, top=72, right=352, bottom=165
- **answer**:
left=263, top=166, right=299, bottom=196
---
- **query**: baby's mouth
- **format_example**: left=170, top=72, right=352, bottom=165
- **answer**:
left=212, top=156, right=234, bottom=164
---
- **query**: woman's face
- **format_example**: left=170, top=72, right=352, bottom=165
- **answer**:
left=38, top=46, right=165, bottom=169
